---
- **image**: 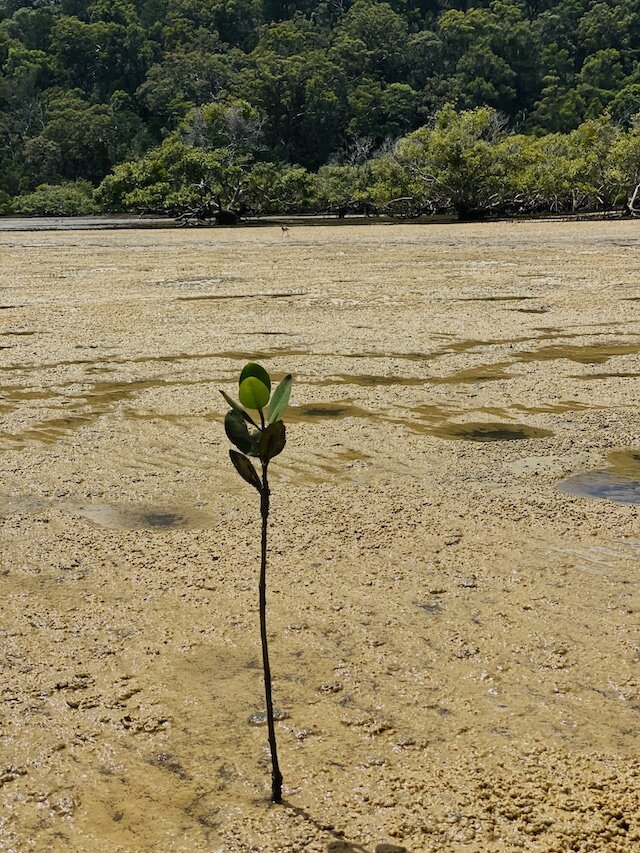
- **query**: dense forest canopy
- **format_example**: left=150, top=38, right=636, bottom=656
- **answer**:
left=2, top=0, right=640, bottom=217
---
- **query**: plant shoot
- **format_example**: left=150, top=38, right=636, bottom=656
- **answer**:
left=220, top=363, right=292, bottom=803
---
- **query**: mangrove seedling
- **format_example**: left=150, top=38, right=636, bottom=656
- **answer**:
left=220, top=363, right=292, bottom=804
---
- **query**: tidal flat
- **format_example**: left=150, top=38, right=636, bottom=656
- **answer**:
left=0, top=220, right=639, bottom=851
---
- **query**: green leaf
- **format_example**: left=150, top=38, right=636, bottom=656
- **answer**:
left=259, top=420, right=286, bottom=462
left=220, top=390, right=258, bottom=427
left=224, top=410, right=253, bottom=454
left=248, top=430, right=261, bottom=458
left=239, top=362, right=271, bottom=394
left=239, top=376, right=270, bottom=411
left=229, top=450, right=262, bottom=491
left=268, top=374, right=292, bottom=424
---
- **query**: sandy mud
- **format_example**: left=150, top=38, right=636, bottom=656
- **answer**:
left=0, top=221, right=639, bottom=851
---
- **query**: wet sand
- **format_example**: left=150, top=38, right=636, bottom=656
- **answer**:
left=0, top=221, right=639, bottom=851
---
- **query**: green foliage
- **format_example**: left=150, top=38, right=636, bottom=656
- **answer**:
left=95, top=136, right=248, bottom=213
left=0, top=188, right=12, bottom=214
left=220, top=389, right=258, bottom=426
left=11, top=180, right=97, bottom=215
left=224, top=409, right=258, bottom=456
left=239, top=376, right=271, bottom=411
left=229, top=449, right=262, bottom=491
left=3, top=0, right=640, bottom=214
left=221, top=362, right=292, bottom=476
left=239, top=361, right=272, bottom=392
left=222, top=365, right=292, bottom=464
left=259, top=420, right=286, bottom=462
left=394, top=104, right=509, bottom=217
left=268, top=374, right=292, bottom=424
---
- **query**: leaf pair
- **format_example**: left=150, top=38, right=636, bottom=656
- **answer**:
left=228, top=422, right=286, bottom=491
left=239, top=363, right=271, bottom=411
left=222, top=362, right=292, bottom=422
left=225, top=410, right=286, bottom=462
left=229, top=450, right=262, bottom=491
left=222, top=362, right=292, bottom=492
left=224, top=409, right=260, bottom=456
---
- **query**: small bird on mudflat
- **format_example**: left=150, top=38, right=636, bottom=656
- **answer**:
left=281, top=225, right=290, bottom=235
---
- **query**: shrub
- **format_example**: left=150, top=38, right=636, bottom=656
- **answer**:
left=11, top=181, right=98, bottom=216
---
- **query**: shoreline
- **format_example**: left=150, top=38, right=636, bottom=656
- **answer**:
left=0, top=209, right=631, bottom=232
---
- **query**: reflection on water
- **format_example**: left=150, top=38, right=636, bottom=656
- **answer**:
left=424, top=422, right=554, bottom=442
left=557, top=450, right=640, bottom=505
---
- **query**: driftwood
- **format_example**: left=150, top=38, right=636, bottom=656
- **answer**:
left=625, top=183, right=640, bottom=216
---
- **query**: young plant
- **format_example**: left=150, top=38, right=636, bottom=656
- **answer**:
left=220, top=363, right=293, bottom=804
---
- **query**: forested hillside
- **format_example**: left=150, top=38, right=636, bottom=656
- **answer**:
left=2, top=0, right=640, bottom=217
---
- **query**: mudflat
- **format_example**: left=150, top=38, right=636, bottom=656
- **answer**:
left=1, top=221, right=639, bottom=852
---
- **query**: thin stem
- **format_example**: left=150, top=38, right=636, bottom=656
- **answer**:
left=259, top=461, right=283, bottom=803
left=259, top=408, right=266, bottom=430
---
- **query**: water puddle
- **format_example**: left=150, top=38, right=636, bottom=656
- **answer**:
left=76, top=504, right=214, bottom=530
left=2, top=348, right=309, bottom=376
left=159, top=277, right=224, bottom=288
left=0, top=387, right=57, bottom=402
left=517, top=342, right=640, bottom=365
left=0, top=496, right=215, bottom=530
left=312, top=374, right=428, bottom=388
left=123, top=410, right=198, bottom=424
left=440, top=339, right=493, bottom=353
left=6, top=335, right=638, bottom=383
left=458, top=296, right=535, bottom=302
left=0, top=377, right=217, bottom=445
left=430, top=340, right=640, bottom=382
left=557, top=450, right=640, bottom=505
left=177, top=292, right=304, bottom=302
left=431, top=365, right=514, bottom=384
left=287, top=402, right=370, bottom=422
left=511, top=401, right=593, bottom=414
left=422, top=422, right=553, bottom=442
left=0, top=414, right=100, bottom=445
left=570, top=371, right=640, bottom=380
left=348, top=350, right=437, bottom=362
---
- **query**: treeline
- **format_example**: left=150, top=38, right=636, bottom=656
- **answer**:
left=9, top=106, right=640, bottom=220
left=3, top=0, right=640, bottom=217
